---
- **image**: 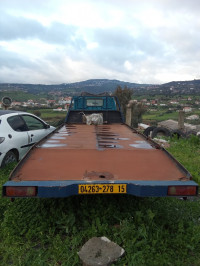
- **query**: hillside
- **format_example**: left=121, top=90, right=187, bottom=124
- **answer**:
left=0, top=79, right=141, bottom=101
left=0, top=79, right=147, bottom=95
left=0, top=79, right=200, bottom=97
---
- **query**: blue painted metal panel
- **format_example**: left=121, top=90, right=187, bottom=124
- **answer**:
left=65, top=95, right=123, bottom=122
left=3, top=180, right=198, bottom=198
left=70, top=96, right=118, bottom=111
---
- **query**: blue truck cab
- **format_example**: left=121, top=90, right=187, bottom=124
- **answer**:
left=65, top=94, right=124, bottom=124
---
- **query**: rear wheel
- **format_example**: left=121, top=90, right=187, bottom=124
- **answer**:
left=1, top=151, right=17, bottom=167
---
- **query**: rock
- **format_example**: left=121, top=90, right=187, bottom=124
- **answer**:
left=78, top=236, right=125, bottom=266
left=153, top=138, right=170, bottom=148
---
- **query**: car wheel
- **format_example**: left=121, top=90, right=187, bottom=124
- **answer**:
left=1, top=151, right=17, bottom=167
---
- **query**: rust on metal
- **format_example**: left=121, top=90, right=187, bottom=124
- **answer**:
left=83, top=171, right=114, bottom=180
left=10, top=124, right=188, bottom=182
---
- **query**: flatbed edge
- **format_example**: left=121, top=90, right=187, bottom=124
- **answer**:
left=3, top=180, right=198, bottom=198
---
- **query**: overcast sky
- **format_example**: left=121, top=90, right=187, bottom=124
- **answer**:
left=0, top=0, right=200, bottom=84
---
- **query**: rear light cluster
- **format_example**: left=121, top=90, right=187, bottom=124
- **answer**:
left=6, top=186, right=37, bottom=197
left=168, top=186, right=197, bottom=196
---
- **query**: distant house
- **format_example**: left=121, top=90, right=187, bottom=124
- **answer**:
left=27, top=99, right=35, bottom=106
left=151, top=100, right=157, bottom=105
left=53, top=107, right=67, bottom=112
left=170, top=101, right=179, bottom=105
left=58, top=97, right=72, bottom=105
left=64, top=97, right=72, bottom=103
left=11, top=101, right=22, bottom=106
left=183, top=107, right=192, bottom=112
left=47, top=100, right=56, bottom=106
left=58, top=99, right=66, bottom=105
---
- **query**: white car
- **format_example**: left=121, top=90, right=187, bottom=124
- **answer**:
left=0, top=110, right=55, bottom=167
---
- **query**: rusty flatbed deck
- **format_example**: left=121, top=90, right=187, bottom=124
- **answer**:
left=10, top=124, right=189, bottom=182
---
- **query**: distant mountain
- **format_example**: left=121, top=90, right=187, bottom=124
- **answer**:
left=163, top=79, right=200, bottom=87
left=60, top=79, right=150, bottom=93
left=0, top=78, right=200, bottom=96
left=158, top=79, right=200, bottom=95
left=0, top=79, right=150, bottom=95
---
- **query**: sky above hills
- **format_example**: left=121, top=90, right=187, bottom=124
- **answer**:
left=0, top=0, right=200, bottom=84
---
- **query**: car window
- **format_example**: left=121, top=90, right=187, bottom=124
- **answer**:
left=22, top=115, right=45, bottom=130
left=7, top=115, right=28, bottom=132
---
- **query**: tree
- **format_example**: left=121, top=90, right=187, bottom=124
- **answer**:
left=113, top=85, right=133, bottom=116
left=131, top=102, right=146, bottom=128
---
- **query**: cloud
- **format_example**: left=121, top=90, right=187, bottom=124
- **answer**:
left=0, top=0, right=200, bottom=84
left=0, top=13, right=85, bottom=48
left=0, top=13, right=43, bottom=41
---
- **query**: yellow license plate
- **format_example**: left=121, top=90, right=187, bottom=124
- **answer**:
left=78, top=184, right=127, bottom=194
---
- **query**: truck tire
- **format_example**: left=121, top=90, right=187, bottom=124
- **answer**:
left=152, top=127, right=171, bottom=139
left=1, top=151, right=17, bottom=167
left=171, top=129, right=186, bottom=139
left=143, top=126, right=156, bottom=137
left=185, top=130, right=197, bottom=138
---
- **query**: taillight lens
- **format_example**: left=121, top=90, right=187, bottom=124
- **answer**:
left=168, top=186, right=197, bottom=196
left=0, top=137, right=5, bottom=144
left=6, top=186, right=37, bottom=197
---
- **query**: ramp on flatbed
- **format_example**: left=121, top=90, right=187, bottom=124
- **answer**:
left=10, top=124, right=190, bottom=182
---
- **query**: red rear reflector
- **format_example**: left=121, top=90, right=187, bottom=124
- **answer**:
left=6, top=186, right=37, bottom=197
left=168, top=186, right=197, bottom=196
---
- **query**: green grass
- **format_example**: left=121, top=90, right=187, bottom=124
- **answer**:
left=27, top=109, right=66, bottom=119
left=143, top=110, right=178, bottom=122
left=167, top=136, right=200, bottom=184
left=0, top=91, right=41, bottom=102
left=27, top=109, right=66, bottom=126
left=0, top=138, right=200, bottom=265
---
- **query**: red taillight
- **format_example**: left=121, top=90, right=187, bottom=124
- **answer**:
left=168, top=186, right=197, bottom=196
left=6, top=186, right=37, bottom=197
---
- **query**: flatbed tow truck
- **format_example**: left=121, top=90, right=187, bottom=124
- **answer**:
left=2, top=94, right=198, bottom=198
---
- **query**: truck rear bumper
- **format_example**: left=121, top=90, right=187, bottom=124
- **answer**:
left=3, top=180, right=198, bottom=198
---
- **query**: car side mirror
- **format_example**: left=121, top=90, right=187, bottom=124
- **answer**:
left=45, top=124, right=50, bottom=129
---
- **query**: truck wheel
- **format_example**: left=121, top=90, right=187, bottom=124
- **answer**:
left=152, top=127, right=171, bottom=139
left=185, top=130, right=197, bottom=138
left=143, top=126, right=156, bottom=137
left=171, top=129, right=186, bottom=139
left=1, top=151, right=17, bottom=167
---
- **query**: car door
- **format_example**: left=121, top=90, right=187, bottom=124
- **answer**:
left=21, top=114, right=51, bottom=144
left=6, top=115, right=30, bottom=159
